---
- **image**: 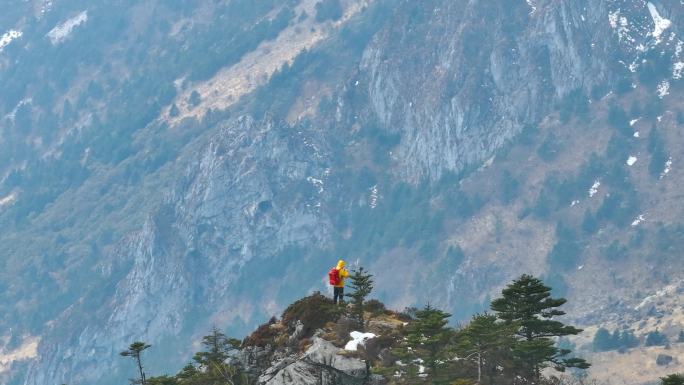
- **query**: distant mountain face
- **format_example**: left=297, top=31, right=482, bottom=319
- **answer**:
left=0, top=0, right=682, bottom=384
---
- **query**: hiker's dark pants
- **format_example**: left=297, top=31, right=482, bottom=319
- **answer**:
left=333, top=287, right=344, bottom=304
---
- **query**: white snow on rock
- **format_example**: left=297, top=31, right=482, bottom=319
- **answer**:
left=369, top=184, right=379, bottom=209
left=0, top=193, right=17, bottom=207
left=657, top=80, right=670, bottom=99
left=626, top=156, right=637, bottom=166
left=629, top=118, right=640, bottom=127
left=589, top=180, right=601, bottom=198
left=47, top=11, right=88, bottom=45
left=0, top=30, right=22, bottom=52
left=570, top=200, right=579, bottom=207
left=631, top=214, right=645, bottom=226
left=674, top=62, right=684, bottom=80
left=660, top=157, right=672, bottom=179
left=647, top=2, right=671, bottom=41
left=306, top=176, right=324, bottom=194
left=525, top=0, right=536, bottom=15
left=633, top=131, right=640, bottom=138
left=344, top=331, right=376, bottom=351
left=609, top=10, right=633, bottom=44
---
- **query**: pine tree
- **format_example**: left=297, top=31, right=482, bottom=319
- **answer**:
left=345, top=267, right=374, bottom=330
left=120, top=341, right=152, bottom=385
left=458, top=313, right=517, bottom=384
left=645, top=330, right=668, bottom=347
left=490, top=274, right=589, bottom=381
left=582, top=209, right=598, bottom=234
left=662, top=374, right=684, bottom=385
left=679, top=330, right=684, bottom=343
left=402, top=304, right=453, bottom=379
left=592, top=327, right=614, bottom=352
left=192, top=326, right=241, bottom=368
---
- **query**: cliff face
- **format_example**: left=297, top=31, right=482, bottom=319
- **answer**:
left=1, top=0, right=682, bottom=384
left=360, top=0, right=613, bottom=181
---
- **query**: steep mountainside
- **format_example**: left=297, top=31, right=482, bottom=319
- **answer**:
left=0, top=0, right=682, bottom=384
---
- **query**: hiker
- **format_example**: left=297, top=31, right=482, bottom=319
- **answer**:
left=328, top=259, right=349, bottom=305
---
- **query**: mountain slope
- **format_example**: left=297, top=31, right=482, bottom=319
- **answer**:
left=0, top=1, right=682, bottom=384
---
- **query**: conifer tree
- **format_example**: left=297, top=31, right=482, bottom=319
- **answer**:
left=490, top=274, right=589, bottom=381
left=458, top=313, right=517, bottom=384
left=345, top=267, right=374, bottom=330
left=120, top=341, right=151, bottom=385
left=662, top=374, right=684, bottom=385
left=193, top=326, right=241, bottom=368
left=400, top=304, right=453, bottom=379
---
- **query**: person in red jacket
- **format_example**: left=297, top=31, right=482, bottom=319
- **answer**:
left=329, top=259, right=350, bottom=305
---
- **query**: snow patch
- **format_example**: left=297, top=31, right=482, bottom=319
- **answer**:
left=525, top=0, right=536, bottom=15
left=647, top=2, right=671, bottom=42
left=306, top=176, right=324, bottom=194
left=626, top=156, right=637, bottom=166
left=577, top=265, right=584, bottom=271
left=631, top=214, right=645, bottom=227
left=0, top=30, right=22, bottom=52
left=344, top=331, right=376, bottom=351
left=629, top=118, right=640, bottom=127
left=660, top=157, right=672, bottom=179
left=0, top=193, right=17, bottom=206
left=633, top=131, right=640, bottom=138
left=589, top=180, right=601, bottom=198
left=657, top=80, right=670, bottom=99
left=369, top=184, right=379, bottom=209
left=673, top=62, right=684, bottom=80
left=47, top=11, right=88, bottom=45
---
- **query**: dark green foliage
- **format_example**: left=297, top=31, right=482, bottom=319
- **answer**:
left=678, top=331, right=684, bottom=342
left=582, top=209, right=599, bottom=234
left=120, top=341, right=152, bottom=385
left=661, top=374, right=684, bottom=385
left=607, top=105, right=632, bottom=137
left=547, top=224, right=582, bottom=271
left=147, top=328, right=249, bottom=385
left=592, top=327, right=639, bottom=351
left=518, top=124, right=540, bottom=146
left=315, top=0, right=343, bottom=22
left=645, top=330, right=669, bottom=347
left=647, top=127, right=669, bottom=177
left=603, top=240, right=627, bottom=261
left=345, top=267, right=374, bottom=330
left=490, top=275, right=589, bottom=380
left=499, top=170, right=520, bottom=204
left=559, top=89, right=589, bottom=123
left=638, top=51, right=671, bottom=86
left=457, top=313, right=518, bottom=384
left=400, top=304, right=453, bottom=377
left=192, top=327, right=241, bottom=368
left=446, top=245, right=466, bottom=268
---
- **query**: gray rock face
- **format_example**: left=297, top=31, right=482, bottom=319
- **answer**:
left=25, top=116, right=333, bottom=385
left=360, top=0, right=613, bottom=182
left=257, top=337, right=381, bottom=385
